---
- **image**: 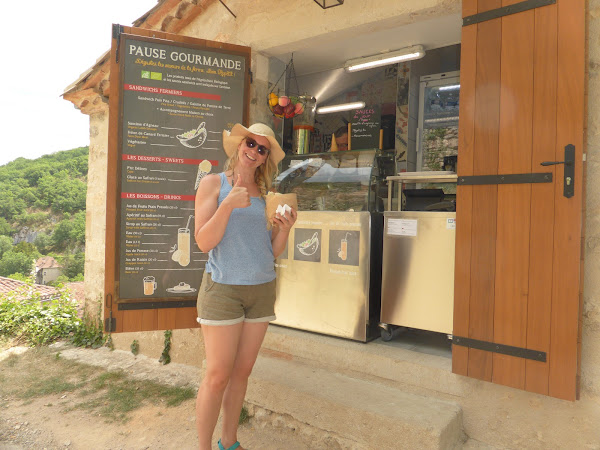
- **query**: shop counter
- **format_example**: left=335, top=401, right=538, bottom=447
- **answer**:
left=272, top=150, right=394, bottom=341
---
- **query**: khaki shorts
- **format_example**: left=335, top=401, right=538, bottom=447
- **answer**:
left=196, top=271, right=277, bottom=326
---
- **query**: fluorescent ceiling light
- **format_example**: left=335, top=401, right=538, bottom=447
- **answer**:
left=438, top=84, right=460, bottom=91
left=316, top=101, right=366, bottom=114
left=345, top=45, right=425, bottom=72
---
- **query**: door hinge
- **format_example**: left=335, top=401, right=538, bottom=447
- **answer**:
left=104, top=310, right=116, bottom=332
left=453, top=336, right=546, bottom=362
left=457, top=172, right=552, bottom=186
left=463, top=0, right=555, bottom=26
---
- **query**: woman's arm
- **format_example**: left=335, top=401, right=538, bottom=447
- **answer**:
left=271, top=208, right=297, bottom=258
left=194, top=173, right=250, bottom=252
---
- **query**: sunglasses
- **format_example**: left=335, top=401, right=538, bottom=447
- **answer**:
left=244, top=137, right=270, bottom=156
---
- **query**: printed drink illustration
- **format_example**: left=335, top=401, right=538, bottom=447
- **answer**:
left=337, top=232, right=352, bottom=261
left=143, top=276, right=157, bottom=295
left=171, top=215, right=194, bottom=267
left=177, top=228, right=191, bottom=266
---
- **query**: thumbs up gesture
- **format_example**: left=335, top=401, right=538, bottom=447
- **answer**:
left=224, top=174, right=251, bottom=210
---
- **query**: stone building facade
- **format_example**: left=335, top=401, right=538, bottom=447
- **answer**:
left=64, top=0, right=600, bottom=446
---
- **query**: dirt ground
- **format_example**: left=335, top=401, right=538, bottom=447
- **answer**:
left=0, top=343, right=316, bottom=450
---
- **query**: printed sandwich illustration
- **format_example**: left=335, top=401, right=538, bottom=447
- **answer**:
left=177, top=121, right=207, bottom=148
left=166, top=281, right=197, bottom=294
left=297, top=232, right=319, bottom=256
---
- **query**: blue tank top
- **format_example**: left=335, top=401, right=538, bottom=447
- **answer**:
left=205, top=172, right=275, bottom=285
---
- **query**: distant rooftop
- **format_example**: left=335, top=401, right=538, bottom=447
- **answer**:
left=35, top=256, right=62, bottom=269
left=0, top=276, right=58, bottom=301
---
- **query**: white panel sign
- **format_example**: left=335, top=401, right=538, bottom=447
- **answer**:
left=387, top=218, right=418, bottom=236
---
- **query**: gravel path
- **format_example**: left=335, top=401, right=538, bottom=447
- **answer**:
left=0, top=342, right=321, bottom=450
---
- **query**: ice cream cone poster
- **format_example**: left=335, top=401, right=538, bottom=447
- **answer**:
left=328, top=230, right=360, bottom=266
left=195, top=159, right=213, bottom=189
left=293, top=229, right=321, bottom=262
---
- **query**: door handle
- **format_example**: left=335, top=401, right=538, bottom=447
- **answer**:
left=540, top=144, right=575, bottom=198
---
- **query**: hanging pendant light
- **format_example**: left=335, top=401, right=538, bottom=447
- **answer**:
left=313, top=0, right=344, bottom=9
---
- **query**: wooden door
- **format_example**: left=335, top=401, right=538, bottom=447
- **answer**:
left=453, top=0, right=585, bottom=400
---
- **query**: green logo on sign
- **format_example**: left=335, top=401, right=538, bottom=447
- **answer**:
left=150, top=72, right=163, bottom=80
left=141, top=71, right=150, bottom=79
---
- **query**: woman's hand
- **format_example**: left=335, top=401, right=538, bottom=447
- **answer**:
left=273, top=208, right=297, bottom=233
left=223, top=174, right=251, bottom=210
left=271, top=207, right=297, bottom=258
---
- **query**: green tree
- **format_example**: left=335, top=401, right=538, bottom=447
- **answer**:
left=0, top=218, right=13, bottom=236
left=0, top=188, right=27, bottom=221
left=63, top=251, right=85, bottom=280
left=0, top=236, right=12, bottom=258
left=7, top=272, right=31, bottom=282
left=34, top=232, right=53, bottom=254
left=49, top=274, right=69, bottom=287
left=0, top=146, right=89, bottom=255
left=37, top=172, right=86, bottom=213
left=13, top=242, right=39, bottom=258
left=71, top=211, right=86, bottom=246
left=23, top=163, right=51, bottom=186
left=0, top=251, right=34, bottom=278
left=52, top=215, right=73, bottom=250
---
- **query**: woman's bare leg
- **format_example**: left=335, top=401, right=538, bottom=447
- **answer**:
left=196, top=322, right=244, bottom=450
left=220, top=321, right=269, bottom=449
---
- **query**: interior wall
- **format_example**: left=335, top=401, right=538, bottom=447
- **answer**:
left=298, top=66, right=397, bottom=153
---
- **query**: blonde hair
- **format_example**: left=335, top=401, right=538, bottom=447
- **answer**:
left=223, top=139, right=279, bottom=197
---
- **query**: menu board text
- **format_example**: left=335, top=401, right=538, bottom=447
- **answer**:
left=117, top=36, right=247, bottom=300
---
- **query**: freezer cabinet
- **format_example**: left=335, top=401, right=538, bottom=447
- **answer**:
left=380, top=211, right=456, bottom=335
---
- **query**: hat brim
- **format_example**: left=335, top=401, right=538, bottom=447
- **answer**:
left=222, top=124, right=285, bottom=165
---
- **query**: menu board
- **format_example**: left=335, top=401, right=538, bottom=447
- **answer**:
left=116, top=35, right=248, bottom=300
left=350, top=105, right=381, bottom=150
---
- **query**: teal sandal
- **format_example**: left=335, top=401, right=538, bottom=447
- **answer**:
left=217, top=439, right=241, bottom=450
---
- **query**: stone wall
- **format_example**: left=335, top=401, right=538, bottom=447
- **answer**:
left=83, top=111, right=109, bottom=315
left=183, top=0, right=461, bottom=53
left=77, top=0, right=600, bottom=403
left=582, top=0, right=600, bottom=398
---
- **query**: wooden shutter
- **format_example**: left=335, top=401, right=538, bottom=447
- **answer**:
left=453, top=0, right=585, bottom=400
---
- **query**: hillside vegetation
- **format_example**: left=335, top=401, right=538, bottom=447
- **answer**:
left=0, top=147, right=88, bottom=282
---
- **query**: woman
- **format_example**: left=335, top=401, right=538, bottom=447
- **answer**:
left=194, top=123, right=296, bottom=450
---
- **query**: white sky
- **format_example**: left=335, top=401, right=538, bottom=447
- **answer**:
left=0, top=1, right=160, bottom=167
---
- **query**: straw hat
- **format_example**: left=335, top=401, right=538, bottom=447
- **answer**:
left=222, top=123, right=285, bottom=165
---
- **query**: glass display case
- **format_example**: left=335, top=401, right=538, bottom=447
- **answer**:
left=271, top=149, right=394, bottom=342
left=273, top=149, right=396, bottom=212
